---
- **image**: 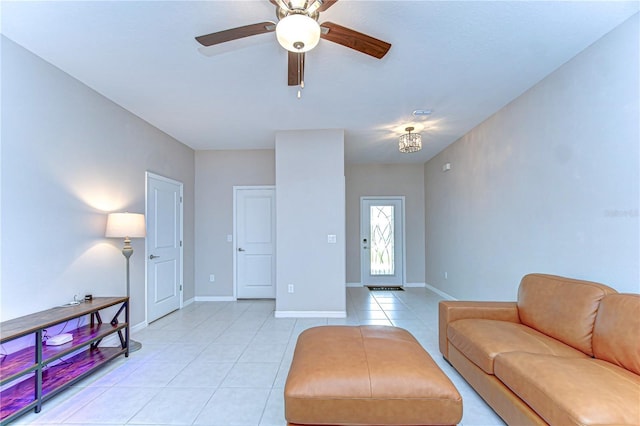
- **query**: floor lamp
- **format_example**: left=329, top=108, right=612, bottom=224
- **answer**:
left=105, top=212, right=146, bottom=352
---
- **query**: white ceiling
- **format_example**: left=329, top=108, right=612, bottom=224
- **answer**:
left=2, top=1, right=638, bottom=164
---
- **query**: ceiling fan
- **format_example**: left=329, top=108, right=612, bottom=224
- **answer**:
left=195, top=0, right=391, bottom=89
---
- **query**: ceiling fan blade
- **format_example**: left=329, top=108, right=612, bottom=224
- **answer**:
left=195, top=22, right=276, bottom=47
left=320, top=22, right=391, bottom=59
left=288, top=51, right=305, bottom=86
left=316, top=0, right=338, bottom=12
left=270, top=0, right=290, bottom=10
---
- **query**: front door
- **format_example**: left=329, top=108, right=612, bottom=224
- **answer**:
left=361, top=197, right=405, bottom=287
left=146, top=172, right=183, bottom=322
left=235, top=187, right=276, bottom=299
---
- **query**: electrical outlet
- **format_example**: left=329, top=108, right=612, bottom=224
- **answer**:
left=444, top=272, right=448, bottom=280
left=209, top=274, right=215, bottom=282
left=288, top=284, right=294, bottom=293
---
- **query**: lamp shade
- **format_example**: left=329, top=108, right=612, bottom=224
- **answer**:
left=276, top=14, right=321, bottom=53
left=105, top=213, right=146, bottom=238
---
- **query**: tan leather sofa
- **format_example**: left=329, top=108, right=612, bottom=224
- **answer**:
left=439, top=273, right=640, bottom=425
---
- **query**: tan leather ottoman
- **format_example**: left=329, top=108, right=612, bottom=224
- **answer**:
left=284, top=326, right=463, bottom=426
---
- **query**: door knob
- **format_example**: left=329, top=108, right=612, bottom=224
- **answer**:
left=149, top=254, right=160, bottom=259
left=238, top=248, right=245, bottom=252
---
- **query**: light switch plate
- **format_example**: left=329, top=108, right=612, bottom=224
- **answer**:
left=327, top=234, right=337, bottom=244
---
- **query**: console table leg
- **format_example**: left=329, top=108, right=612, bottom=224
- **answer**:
left=34, top=331, right=42, bottom=413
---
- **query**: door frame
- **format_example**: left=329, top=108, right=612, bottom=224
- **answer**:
left=360, top=196, right=406, bottom=287
left=145, top=171, right=184, bottom=322
left=233, top=185, right=276, bottom=300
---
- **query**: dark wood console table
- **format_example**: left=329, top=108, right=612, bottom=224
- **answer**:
left=0, top=297, right=129, bottom=424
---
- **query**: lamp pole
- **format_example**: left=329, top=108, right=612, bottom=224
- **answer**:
left=121, top=236, right=142, bottom=352
left=106, top=212, right=146, bottom=353
left=123, top=236, right=133, bottom=298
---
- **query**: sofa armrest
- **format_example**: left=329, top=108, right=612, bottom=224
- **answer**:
left=438, top=301, right=520, bottom=359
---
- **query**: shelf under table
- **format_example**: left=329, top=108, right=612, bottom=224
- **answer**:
left=42, top=323, right=127, bottom=362
left=0, top=349, right=36, bottom=385
left=0, top=346, right=124, bottom=422
left=1, top=323, right=125, bottom=385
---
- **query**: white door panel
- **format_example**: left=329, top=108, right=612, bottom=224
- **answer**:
left=245, top=197, right=272, bottom=242
left=153, top=259, right=178, bottom=302
left=155, top=189, right=178, bottom=248
left=235, top=188, right=276, bottom=299
left=147, top=173, right=183, bottom=322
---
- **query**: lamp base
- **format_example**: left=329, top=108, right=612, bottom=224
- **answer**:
left=129, top=339, right=143, bottom=353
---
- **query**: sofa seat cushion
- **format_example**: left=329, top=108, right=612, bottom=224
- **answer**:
left=448, top=319, right=588, bottom=374
left=495, top=352, right=640, bottom=425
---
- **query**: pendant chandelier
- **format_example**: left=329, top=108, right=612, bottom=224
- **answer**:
left=399, top=127, right=422, bottom=153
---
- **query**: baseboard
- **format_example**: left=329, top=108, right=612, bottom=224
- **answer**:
left=195, top=296, right=236, bottom=302
left=183, top=297, right=195, bottom=307
left=275, top=310, right=347, bottom=318
left=131, top=321, right=147, bottom=333
left=425, top=283, right=457, bottom=300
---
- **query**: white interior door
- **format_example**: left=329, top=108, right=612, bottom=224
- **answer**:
left=146, top=173, right=183, bottom=322
left=361, top=197, right=405, bottom=287
left=235, top=187, right=276, bottom=299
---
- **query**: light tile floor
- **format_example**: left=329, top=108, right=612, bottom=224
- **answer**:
left=14, top=287, right=505, bottom=426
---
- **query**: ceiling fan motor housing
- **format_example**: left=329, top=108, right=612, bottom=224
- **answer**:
left=276, top=5, right=319, bottom=22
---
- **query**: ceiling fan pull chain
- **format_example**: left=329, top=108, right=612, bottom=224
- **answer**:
left=301, top=53, right=305, bottom=89
left=297, top=52, right=303, bottom=99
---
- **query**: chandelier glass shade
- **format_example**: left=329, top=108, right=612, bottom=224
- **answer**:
left=398, top=127, right=422, bottom=153
left=276, top=14, right=321, bottom=53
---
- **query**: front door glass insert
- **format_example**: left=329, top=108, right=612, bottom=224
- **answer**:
left=370, top=205, right=395, bottom=275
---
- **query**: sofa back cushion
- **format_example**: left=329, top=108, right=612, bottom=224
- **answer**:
left=517, top=274, right=617, bottom=356
left=593, top=293, right=640, bottom=375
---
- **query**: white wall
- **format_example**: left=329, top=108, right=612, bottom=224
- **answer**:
left=194, top=149, right=275, bottom=299
left=275, top=130, right=346, bottom=316
left=424, top=15, right=639, bottom=300
left=1, top=37, right=196, bottom=324
left=345, top=164, right=425, bottom=285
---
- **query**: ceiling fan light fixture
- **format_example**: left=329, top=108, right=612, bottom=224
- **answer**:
left=399, top=127, right=422, bottom=153
left=276, top=14, right=321, bottom=52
